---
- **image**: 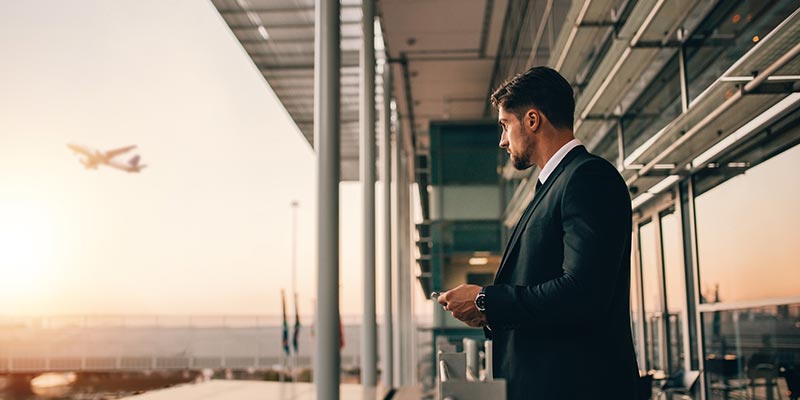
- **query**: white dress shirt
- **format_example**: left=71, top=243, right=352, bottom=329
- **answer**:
left=538, top=138, right=583, bottom=185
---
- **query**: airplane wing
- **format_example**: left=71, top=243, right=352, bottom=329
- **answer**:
left=66, top=143, right=93, bottom=157
left=104, top=145, right=137, bottom=159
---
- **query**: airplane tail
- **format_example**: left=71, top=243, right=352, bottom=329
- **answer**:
left=128, top=155, right=141, bottom=167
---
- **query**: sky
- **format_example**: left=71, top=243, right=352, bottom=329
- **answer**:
left=636, top=143, right=800, bottom=309
left=693, top=144, right=800, bottom=304
left=0, top=0, right=381, bottom=318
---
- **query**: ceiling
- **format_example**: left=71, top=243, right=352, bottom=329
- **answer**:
left=380, top=0, right=509, bottom=152
left=211, top=0, right=513, bottom=180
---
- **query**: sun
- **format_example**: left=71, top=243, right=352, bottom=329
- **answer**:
left=0, top=201, right=54, bottom=296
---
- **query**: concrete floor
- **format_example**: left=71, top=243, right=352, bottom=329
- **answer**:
left=123, top=380, right=398, bottom=400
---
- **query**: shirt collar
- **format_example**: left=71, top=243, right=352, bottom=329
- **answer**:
left=538, top=138, right=583, bottom=184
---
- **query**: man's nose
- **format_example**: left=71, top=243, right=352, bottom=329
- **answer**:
left=499, top=133, right=508, bottom=148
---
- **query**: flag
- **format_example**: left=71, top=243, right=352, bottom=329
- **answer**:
left=292, top=292, right=301, bottom=354
left=281, top=289, right=290, bottom=356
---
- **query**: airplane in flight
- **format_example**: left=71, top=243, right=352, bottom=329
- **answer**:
left=66, top=143, right=147, bottom=173
left=107, top=154, right=147, bottom=173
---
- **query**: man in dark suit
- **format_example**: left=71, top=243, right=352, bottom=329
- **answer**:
left=438, top=67, right=640, bottom=399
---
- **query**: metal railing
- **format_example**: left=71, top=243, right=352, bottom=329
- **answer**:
left=0, top=315, right=361, bottom=373
left=436, top=339, right=506, bottom=400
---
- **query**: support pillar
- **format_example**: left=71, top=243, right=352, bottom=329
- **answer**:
left=381, top=62, right=394, bottom=390
left=360, top=0, right=378, bottom=388
left=314, top=0, right=341, bottom=398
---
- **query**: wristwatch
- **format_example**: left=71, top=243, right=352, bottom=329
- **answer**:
left=474, top=286, right=487, bottom=313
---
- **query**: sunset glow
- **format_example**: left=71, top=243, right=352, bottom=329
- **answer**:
left=0, top=201, right=54, bottom=296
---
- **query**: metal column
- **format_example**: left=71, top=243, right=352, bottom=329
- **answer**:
left=381, top=63, right=394, bottom=390
left=360, top=0, right=378, bottom=388
left=677, top=28, right=690, bottom=113
left=685, top=179, right=708, bottom=400
left=616, top=120, right=625, bottom=170
left=394, top=117, right=412, bottom=385
left=392, top=105, right=401, bottom=386
left=314, top=0, right=340, bottom=398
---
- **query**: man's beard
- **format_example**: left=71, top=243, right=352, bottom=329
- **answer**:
left=511, top=152, right=533, bottom=170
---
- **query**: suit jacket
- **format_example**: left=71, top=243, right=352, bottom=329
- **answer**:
left=484, top=146, right=640, bottom=400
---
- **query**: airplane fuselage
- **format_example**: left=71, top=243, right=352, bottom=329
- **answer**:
left=68, top=143, right=144, bottom=173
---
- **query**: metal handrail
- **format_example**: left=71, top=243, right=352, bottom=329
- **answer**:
left=439, top=359, right=451, bottom=382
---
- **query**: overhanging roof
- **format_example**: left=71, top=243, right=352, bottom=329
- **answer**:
left=212, top=0, right=368, bottom=181
left=211, top=0, right=518, bottom=180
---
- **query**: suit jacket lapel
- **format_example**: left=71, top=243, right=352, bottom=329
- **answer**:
left=495, top=146, right=586, bottom=281
left=497, top=183, right=539, bottom=268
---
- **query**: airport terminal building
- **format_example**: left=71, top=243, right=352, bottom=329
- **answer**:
left=213, top=0, right=800, bottom=398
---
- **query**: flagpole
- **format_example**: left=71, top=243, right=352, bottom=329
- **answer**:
left=290, top=200, right=299, bottom=380
left=281, top=289, right=287, bottom=383
left=291, top=201, right=299, bottom=303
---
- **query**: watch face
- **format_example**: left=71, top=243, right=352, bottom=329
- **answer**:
left=476, top=294, right=486, bottom=311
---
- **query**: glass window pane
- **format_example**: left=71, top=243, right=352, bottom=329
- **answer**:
left=662, top=211, right=686, bottom=373
left=622, top=55, right=682, bottom=161
left=640, top=221, right=664, bottom=372
left=641, top=222, right=662, bottom=313
left=631, top=234, right=642, bottom=372
left=702, top=304, right=800, bottom=400
left=695, top=144, right=800, bottom=303
left=662, top=213, right=686, bottom=313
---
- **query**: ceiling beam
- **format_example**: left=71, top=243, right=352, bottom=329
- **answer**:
left=218, top=5, right=360, bottom=14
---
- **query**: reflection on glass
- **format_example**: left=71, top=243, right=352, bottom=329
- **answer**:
left=595, top=123, right=620, bottom=165
left=640, top=221, right=664, bottom=373
left=685, top=1, right=798, bottom=103
left=622, top=55, right=682, bottom=160
left=702, top=304, right=800, bottom=400
left=662, top=211, right=686, bottom=374
left=695, top=144, right=800, bottom=303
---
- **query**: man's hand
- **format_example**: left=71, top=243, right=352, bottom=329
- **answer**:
left=438, top=284, right=487, bottom=328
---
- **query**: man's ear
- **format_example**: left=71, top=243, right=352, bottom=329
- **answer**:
left=526, top=109, right=540, bottom=133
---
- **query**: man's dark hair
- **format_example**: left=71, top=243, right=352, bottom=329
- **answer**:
left=490, top=66, right=575, bottom=131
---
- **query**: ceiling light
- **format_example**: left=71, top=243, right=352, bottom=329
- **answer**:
left=257, top=25, right=269, bottom=40
left=653, top=164, right=676, bottom=170
left=469, top=257, right=488, bottom=266
left=245, top=10, right=261, bottom=25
